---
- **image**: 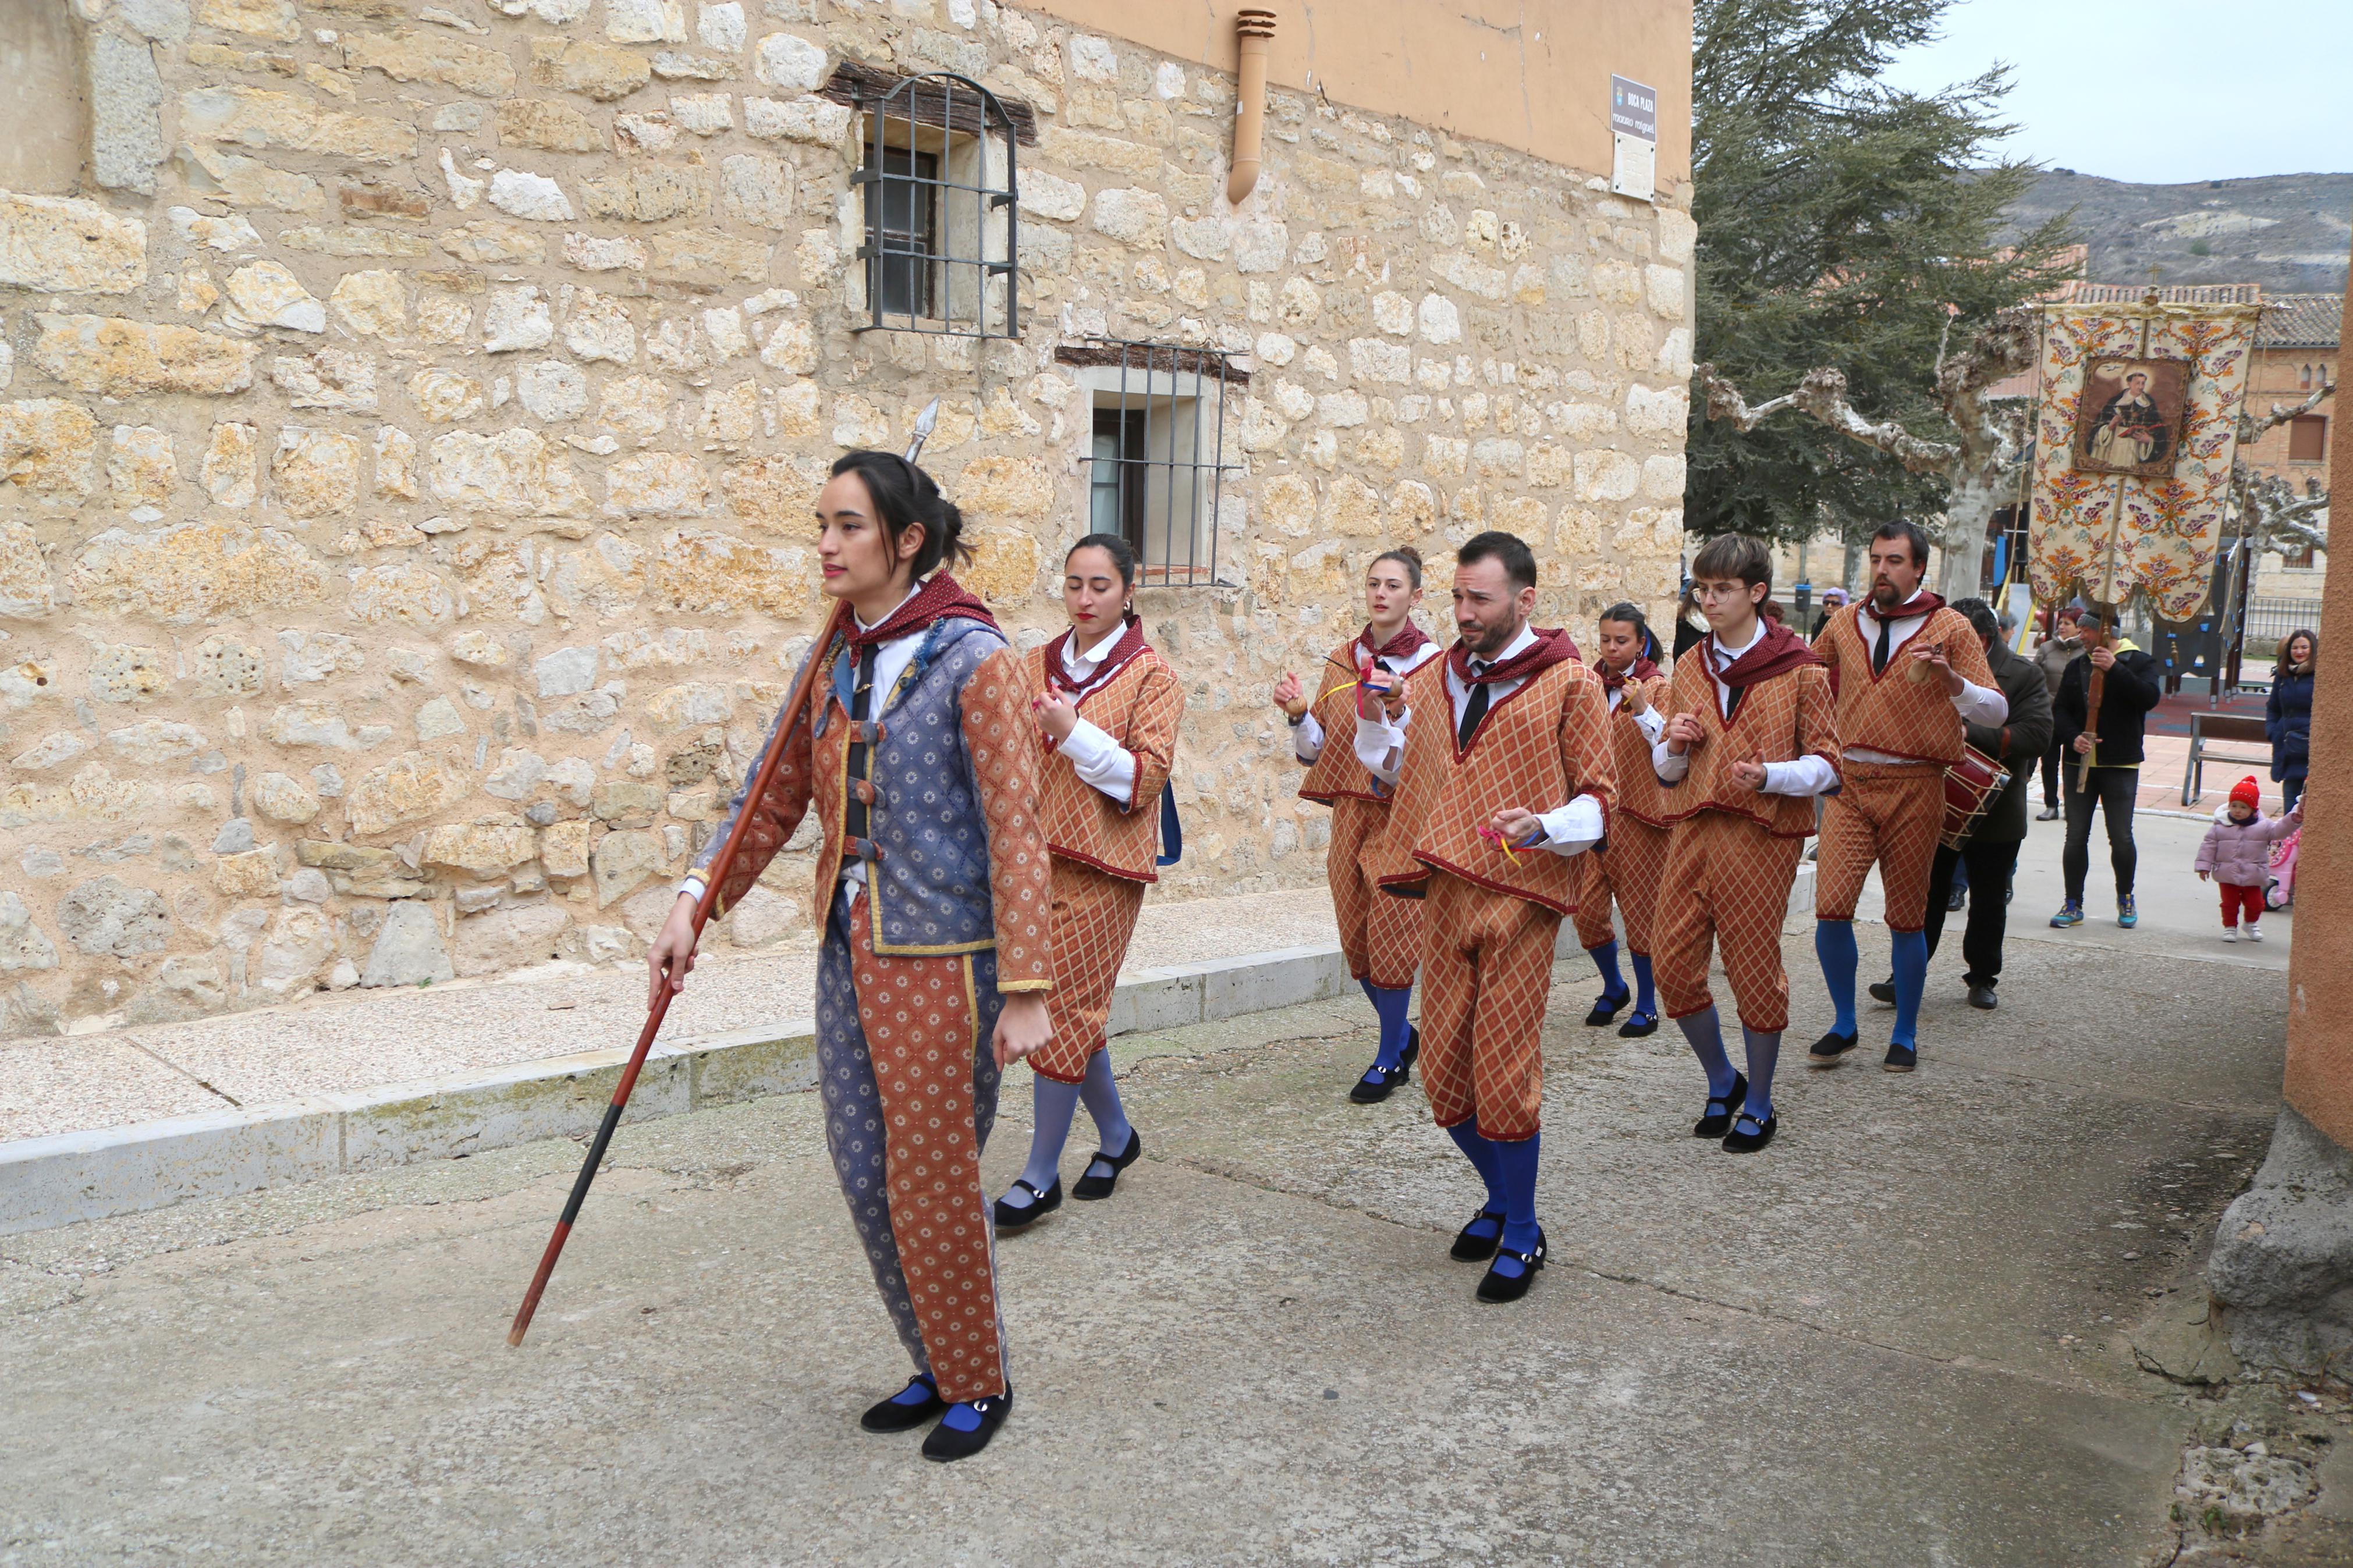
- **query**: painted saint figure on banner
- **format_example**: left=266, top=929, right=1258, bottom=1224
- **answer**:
left=2073, top=358, right=2190, bottom=478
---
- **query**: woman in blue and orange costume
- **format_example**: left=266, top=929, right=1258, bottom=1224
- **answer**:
left=645, top=449, right=1056, bottom=1464
left=1572, top=602, right=1673, bottom=1037
left=992, top=534, right=1187, bottom=1231
left=1270, top=547, right=1442, bottom=1101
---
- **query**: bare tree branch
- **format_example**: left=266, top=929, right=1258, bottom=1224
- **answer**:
left=2239, top=377, right=2337, bottom=445
left=1698, top=362, right=1961, bottom=472
left=2241, top=470, right=2330, bottom=554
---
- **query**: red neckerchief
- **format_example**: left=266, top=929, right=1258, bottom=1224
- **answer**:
left=1857, top=589, right=1945, bottom=627
left=1044, top=612, right=1148, bottom=700
left=1446, top=627, right=1581, bottom=686
left=1705, top=620, right=1822, bottom=691
left=1358, top=620, right=1432, bottom=665
left=843, top=573, right=999, bottom=649
left=1596, top=655, right=1660, bottom=693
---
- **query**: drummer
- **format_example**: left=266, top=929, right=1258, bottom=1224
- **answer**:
left=1805, top=520, right=2007, bottom=1075
left=1864, top=597, right=2050, bottom=1014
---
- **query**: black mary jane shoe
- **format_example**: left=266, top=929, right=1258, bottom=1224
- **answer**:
left=1692, top=1071, right=1749, bottom=1140
left=1617, top=1009, right=1659, bottom=1039
left=1450, top=1208, right=1506, bottom=1262
left=860, top=1374, right=947, bottom=1434
left=1866, top=980, right=1896, bottom=1006
left=1071, top=1128, right=1142, bottom=1200
left=1808, top=1030, right=1858, bottom=1067
left=920, top=1388, right=1013, bottom=1463
left=1582, top=989, right=1631, bottom=1027
left=992, top=1177, right=1061, bottom=1231
left=1350, top=1060, right=1409, bottom=1104
left=1721, top=1111, right=1777, bottom=1153
left=1475, top=1227, right=1548, bottom=1303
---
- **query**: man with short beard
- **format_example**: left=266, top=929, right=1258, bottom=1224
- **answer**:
left=1807, top=520, right=2007, bottom=1074
left=1353, top=531, right=1615, bottom=1303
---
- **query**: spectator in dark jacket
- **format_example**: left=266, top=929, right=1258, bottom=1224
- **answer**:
left=2267, top=628, right=2316, bottom=814
left=2049, top=613, right=2163, bottom=929
left=2030, top=609, right=2082, bottom=817
left=1871, top=598, right=2053, bottom=1011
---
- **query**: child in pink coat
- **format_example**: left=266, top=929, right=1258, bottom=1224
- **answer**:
left=2195, top=776, right=2302, bottom=942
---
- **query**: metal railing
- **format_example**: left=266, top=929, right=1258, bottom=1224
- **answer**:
left=848, top=70, right=1020, bottom=340
left=1060, top=340, right=1247, bottom=589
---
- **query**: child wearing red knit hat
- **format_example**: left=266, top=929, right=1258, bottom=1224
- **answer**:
left=2195, top=776, right=2302, bottom=942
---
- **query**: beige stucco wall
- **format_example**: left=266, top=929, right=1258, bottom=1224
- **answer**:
left=0, top=0, right=1692, bottom=1037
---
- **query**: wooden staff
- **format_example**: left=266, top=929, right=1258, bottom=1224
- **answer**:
left=2077, top=608, right=2111, bottom=794
left=506, top=402, right=938, bottom=1347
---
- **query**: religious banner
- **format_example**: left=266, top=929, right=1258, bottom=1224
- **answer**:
left=2028, top=296, right=2262, bottom=619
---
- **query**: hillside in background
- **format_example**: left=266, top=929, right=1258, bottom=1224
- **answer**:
left=2003, top=169, right=2352, bottom=293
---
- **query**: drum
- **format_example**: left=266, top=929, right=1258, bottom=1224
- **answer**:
left=1940, top=744, right=2009, bottom=849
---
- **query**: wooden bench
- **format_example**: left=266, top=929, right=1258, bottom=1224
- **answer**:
left=2182, top=712, right=2272, bottom=805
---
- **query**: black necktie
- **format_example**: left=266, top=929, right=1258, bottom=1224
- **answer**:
left=1871, top=613, right=1891, bottom=675
left=1458, top=663, right=1490, bottom=749
left=844, top=646, right=877, bottom=845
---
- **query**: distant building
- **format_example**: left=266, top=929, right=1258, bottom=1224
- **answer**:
left=2241, top=293, right=2337, bottom=603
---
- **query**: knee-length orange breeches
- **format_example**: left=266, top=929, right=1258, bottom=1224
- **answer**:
left=1027, top=855, right=1148, bottom=1085
left=1415, top=870, right=1562, bottom=1142
left=1328, top=794, right=1422, bottom=990
left=1814, top=763, right=1944, bottom=932
left=1571, top=815, right=1670, bottom=954
left=1652, top=810, right=1805, bottom=1034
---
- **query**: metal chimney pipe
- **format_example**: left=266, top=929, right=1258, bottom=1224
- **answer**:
left=1228, top=8, right=1276, bottom=205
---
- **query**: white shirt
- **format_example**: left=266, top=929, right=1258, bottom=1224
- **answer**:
left=1843, top=596, right=2007, bottom=763
left=679, top=579, right=932, bottom=909
left=1351, top=623, right=1605, bottom=856
left=1650, top=617, right=1839, bottom=795
left=1052, top=624, right=1140, bottom=807
left=1293, top=637, right=1443, bottom=764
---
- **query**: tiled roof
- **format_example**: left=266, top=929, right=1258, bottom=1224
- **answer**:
left=2262, top=294, right=2343, bottom=349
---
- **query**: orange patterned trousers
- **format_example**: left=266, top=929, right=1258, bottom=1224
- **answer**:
left=1815, top=765, right=1945, bottom=932
left=1027, top=855, right=1148, bottom=1085
left=1652, top=810, right=1805, bottom=1034
left=1416, top=870, right=1562, bottom=1142
left=1571, top=815, right=1670, bottom=954
left=821, top=894, right=1007, bottom=1404
left=1329, top=795, right=1422, bottom=989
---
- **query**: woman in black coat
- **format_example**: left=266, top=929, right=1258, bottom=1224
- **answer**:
left=2267, top=629, right=2317, bottom=814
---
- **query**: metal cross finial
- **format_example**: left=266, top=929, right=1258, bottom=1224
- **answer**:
left=904, top=398, right=941, bottom=464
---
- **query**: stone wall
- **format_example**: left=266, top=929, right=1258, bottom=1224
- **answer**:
left=0, top=0, right=1692, bottom=1039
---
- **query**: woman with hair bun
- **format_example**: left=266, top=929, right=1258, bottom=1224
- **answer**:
left=1271, top=547, right=1440, bottom=1101
left=647, top=449, right=1055, bottom=1463
left=993, top=533, right=1186, bottom=1231
left=1574, top=602, right=1673, bottom=1036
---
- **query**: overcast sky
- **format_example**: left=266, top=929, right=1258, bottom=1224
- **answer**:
left=1878, top=0, right=2353, bottom=185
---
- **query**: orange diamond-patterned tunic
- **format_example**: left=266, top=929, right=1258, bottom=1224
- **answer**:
left=1811, top=603, right=1998, bottom=931
left=1021, top=643, right=1186, bottom=1086
left=1370, top=650, right=1616, bottom=1140
left=1648, top=650, right=1840, bottom=1034
left=1572, top=669, right=1675, bottom=955
left=694, top=611, right=1052, bottom=1405
left=1297, top=640, right=1433, bottom=990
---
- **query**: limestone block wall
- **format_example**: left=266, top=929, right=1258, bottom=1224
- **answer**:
left=0, top=0, right=1692, bottom=1039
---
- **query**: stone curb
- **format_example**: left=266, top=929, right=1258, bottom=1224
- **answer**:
left=0, top=941, right=1358, bottom=1238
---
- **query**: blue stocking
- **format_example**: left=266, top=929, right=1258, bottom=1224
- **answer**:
left=1628, top=952, right=1658, bottom=1021
left=1489, top=1133, right=1543, bottom=1274
left=1006, top=1074, right=1081, bottom=1208
left=1674, top=1004, right=1738, bottom=1100
left=1447, top=1122, right=1506, bottom=1244
left=1077, top=1047, right=1132, bottom=1160
left=1889, top=929, right=1929, bottom=1048
left=1364, top=982, right=1415, bottom=1071
left=1815, top=919, right=1859, bottom=1037
left=1740, top=1025, right=1781, bottom=1122
left=1587, top=938, right=1628, bottom=1007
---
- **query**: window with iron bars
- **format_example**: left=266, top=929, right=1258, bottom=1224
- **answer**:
left=834, top=67, right=1025, bottom=339
left=1059, top=341, right=1248, bottom=589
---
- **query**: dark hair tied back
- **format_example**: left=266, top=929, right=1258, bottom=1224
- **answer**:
left=1372, top=545, right=1424, bottom=590
left=1065, top=532, right=1138, bottom=591
left=830, top=450, right=971, bottom=579
left=1598, top=599, right=1662, bottom=662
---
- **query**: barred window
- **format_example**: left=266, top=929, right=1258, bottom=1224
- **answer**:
left=832, top=67, right=1026, bottom=339
left=1060, top=340, right=1248, bottom=589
